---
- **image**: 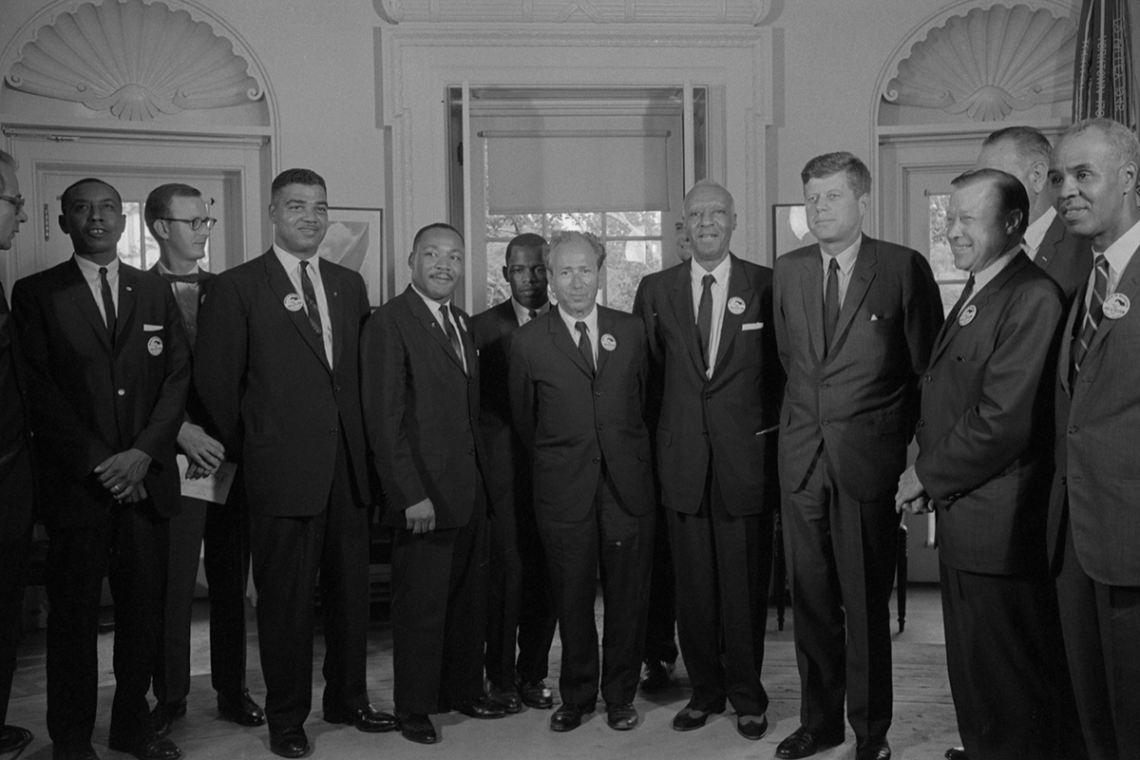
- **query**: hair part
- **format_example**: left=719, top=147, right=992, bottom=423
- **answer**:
left=412, top=222, right=464, bottom=252
left=801, top=152, right=872, bottom=197
left=505, top=232, right=547, bottom=264
left=271, top=168, right=326, bottom=203
left=61, top=178, right=122, bottom=209
left=543, top=230, right=606, bottom=272
left=144, top=183, right=202, bottom=237
left=951, top=168, right=1030, bottom=235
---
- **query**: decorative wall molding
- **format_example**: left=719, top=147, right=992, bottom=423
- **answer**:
left=879, top=2, right=1076, bottom=122
left=3, top=0, right=267, bottom=122
left=373, top=0, right=778, bottom=26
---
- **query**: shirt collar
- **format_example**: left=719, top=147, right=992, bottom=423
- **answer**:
left=690, top=253, right=732, bottom=285
left=273, top=244, right=320, bottom=279
left=557, top=302, right=598, bottom=336
left=1023, top=207, right=1056, bottom=252
left=970, top=243, right=1020, bottom=293
left=411, top=282, right=451, bottom=315
left=1100, top=217, right=1140, bottom=276
left=820, top=235, right=861, bottom=273
left=512, top=297, right=550, bottom=325
left=73, top=253, right=120, bottom=279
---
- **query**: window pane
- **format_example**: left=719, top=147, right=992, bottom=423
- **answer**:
left=606, top=210, right=662, bottom=238
left=929, top=193, right=967, bottom=317
left=487, top=213, right=544, bottom=239
left=605, top=240, right=662, bottom=313
left=117, top=202, right=144, bottom=270
left=548, top=212, right=602, bottom=236
left=486, top=241, right=511, bottom=306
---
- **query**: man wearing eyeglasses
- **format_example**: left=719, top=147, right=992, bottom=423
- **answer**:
left=0, top=150, right=34, bottom=759
left=12, top=177, right=190, bottom=760
left=142, top=184, right=265, bottom=737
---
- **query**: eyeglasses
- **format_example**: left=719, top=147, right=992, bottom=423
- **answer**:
left=0, top=195, right=24, bottom=214
left=159, top=216, right=216, bottom=231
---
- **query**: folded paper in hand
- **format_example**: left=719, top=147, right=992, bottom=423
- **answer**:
left=177, top=454, right=237, bottom=504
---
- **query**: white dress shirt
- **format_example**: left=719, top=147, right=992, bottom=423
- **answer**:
left=961, top=243, right=1020, bottom=310
left=1022, top=207, right=1056, bottom=261
left=274, top=246, right=333, bottom=367
left=73, top=254, right=120, bottom=325
left=558, top=303, right=599, bottom=364
left=820, top=235, right=862, bottom=307
left=412, top=283, right=468, bottom=373
left=690, top=254, right=732, bottom=378
left=1084, top=217, right=1140, bottom=309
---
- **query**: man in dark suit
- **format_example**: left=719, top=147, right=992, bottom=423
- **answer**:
left=12, top=178, right=190, bottom=760
left=896, top=168, right=1083, bottom=760
left=471, top=232, right=558, bottom=713
left=773, top=153, right=942, bottom=760
left=0, top=149, right=34, bottom=759
left=976, top=126, right=1093, bottom=299
left=1048, top=118, right=1140, bottom=760
left=195, top=169, right=395, bottom=759
left=362, top=223, right=506, bottom=746
left=143, top=183, right=263, bottom=736
left=510, top=231, right=655, bottom=733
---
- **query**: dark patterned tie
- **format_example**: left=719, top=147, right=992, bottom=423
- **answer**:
left=99, top=266, right=116, bottom=342
left=575, top=321, right=595, bottom=375
left=299, top=260, right=323, bottom=340
left=697, top=273, right=715, bottom=369
left=440, top=304, right=464, bottom=370
left=823, top=257, right=840, bottom=356
left=945, top=274, right=976, bottom=329
left=1072, top=254, right=1110, bottom=375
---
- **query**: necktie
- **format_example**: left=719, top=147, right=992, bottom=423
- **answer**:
left=99, top=266, right=116, bottom=341
left=164, top=271, right=204, bottom=284
left=440, top=303, right=464, bottom=369
left=575, top=321, right=595, bottom=375
left=945, top=274, right=976, bottom=329
left=1072, top=254, right=1110, bottom=375
left=528, top=309, right=537, bottom=321
left=823, top=257, right=840, bottom=356
left=299, top=260, right=323, bottom=340
left=697, top=273, right=715, bottom=369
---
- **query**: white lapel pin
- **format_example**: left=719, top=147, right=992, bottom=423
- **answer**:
left=601, top=333, right=617, bottom=352
left=727, top=296, right=746, bottom=315
left=958, top=304, right=977, bottom=327
left=284, top=293, right=304, bottom=312
left=1103, top=293, right=1130, bottom=320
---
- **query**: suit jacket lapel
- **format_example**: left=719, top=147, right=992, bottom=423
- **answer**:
left=62, top=259, right=112, bottom=351
left=114, top=266, right=139, bottom=352
left=668, top=263, right=709, bottom=379
left=1035, top=215, right=1064, bottom=272
left=403, top=287, right=466, bottom=375
left=799, top=252, right=826, bottom=363
left=263, top=252, right=330, bottom=372
left=830, top=242, right=877, bottom=356
left=319, top=260, right=344, bottom=372
left=549, top=309, right=593, bottom=379
left=711, top=254, right=754, bottom=375
left=1083, top=243, right=1140, bottom=362
left=930, top=252, right=1029, bottom=365
left=595, top=308, right=614, bottom=380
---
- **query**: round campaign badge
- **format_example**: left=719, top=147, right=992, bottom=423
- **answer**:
left=728, top=296, right=746, bottom=315
left=601, top=333, right=617, bottom=352
left=283, top=293, right=304, bottom=312
left=958, top=304, right=977, bottom=327
left=147, top=337, right=164, bottom=356
left=1103, top=293, right=1130, bottom=320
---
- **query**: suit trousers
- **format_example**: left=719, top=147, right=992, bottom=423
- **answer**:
left=940, top=562, right=1086, bottom=760
left=153, top=492, right=251, bottom=707
left=782, top=447, right=898, bottom=741
left=485, top=491, right=557, bottom=688
left=669, top=458, right=773, bottom=716
left=539, top=467, right=654, bottom=708
left=248, top=435, right=370, bottom=735
left=390, top=493, right=489, bottom=714
left=45, top=499, right=166, bottom=748
left=643, top=499, right=678, bottom=665
left=0, top=528, right=31, bottom=727
left=1055, top=516, right=1140, bottom=760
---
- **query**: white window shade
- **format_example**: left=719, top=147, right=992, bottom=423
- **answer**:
left=483, top=129, right=671, bottom=214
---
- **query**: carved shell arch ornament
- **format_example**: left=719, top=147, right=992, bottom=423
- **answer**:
left=882, top=3, right=1077, bottom=122
left=4, top=0, right=265, bottom=121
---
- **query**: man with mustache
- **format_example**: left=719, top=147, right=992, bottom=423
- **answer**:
left=195, top=169, right=395, bottom=758
left=471, top=233, right=558, bottom=713
left=12, top=177, right=190, bottom=760
left=363, top=223, right=506, bottom=745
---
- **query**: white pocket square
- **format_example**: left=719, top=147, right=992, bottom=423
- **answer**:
left=870, top=314, right=880, bottom=321
left=742, top=322, right=764, bottom=331
left=143, top=324, right=164, bottom=332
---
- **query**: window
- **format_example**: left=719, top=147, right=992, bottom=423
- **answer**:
left=485, top=210, right=663, bottom=313
left=927, top=193, right=965, bottom=315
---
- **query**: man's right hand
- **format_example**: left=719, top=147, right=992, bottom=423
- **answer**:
left=177, top=422, right=225, bottom=475
left=405, top=499, right=436, bottom=534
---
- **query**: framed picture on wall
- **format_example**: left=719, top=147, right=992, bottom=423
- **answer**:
left=772, top=203, right=817, bottom=257
left=318, top=207, right=384, bottom=306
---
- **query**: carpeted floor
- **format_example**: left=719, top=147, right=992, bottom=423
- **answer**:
left=6, top=583, right=961, bottom=759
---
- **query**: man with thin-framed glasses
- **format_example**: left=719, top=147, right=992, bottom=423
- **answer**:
left=143, top=183, right=265, bottom=738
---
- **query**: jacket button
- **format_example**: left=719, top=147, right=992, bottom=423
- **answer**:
left=819, top=381, right=828, bottom=389
left=1068, top=426, right=1078, bottom=434
left=1060, top=476, right=1067, bottom=485
left=705, top=394, right=712, bottom=401
left=822, top=419, right=829, bottom=427
left=597, top=424, right=604, bottom=430
left=594, top=390, right=603, bottom=397
left=468, top=448, right=474, bottom=455
left=917, top=419, right=925, bottom=428
left=592, top=455, right=600, bottom=463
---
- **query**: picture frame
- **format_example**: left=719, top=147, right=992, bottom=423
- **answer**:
left=318, top=207, right=384, bottom=306
left=772, top=203, right=817, bottom=257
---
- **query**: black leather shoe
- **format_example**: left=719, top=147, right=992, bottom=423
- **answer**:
left=550, top=702, right=594, bottom=732
left=52, top=742, right=100, bottom=760
left=736, top=713, right=769, bottom=740
left=397, top=713, right=437, bottom=744
left=107, top=733, right=182, bottom=760
left=450, top=697, right=509, bottom=719
left=149, top=701, right=186, bottom=737
left=945, top=748, right=968, bottom=760
left=486, top=684, right=522, bottom=713
left=324, top=704, right=398, bottom=733
left=672, top=705, right=719, bottom=731
left=606, top=703, right=638, bottom=730
left=268, top=728, right=309, bottom=758
left=217, top=689, right=266, bottom=727
left=776, top=726, right=845, bottom=759
left=517, top=679, right=554, bottom=709
left=0, top=725, right=34, bottom=754
left=640, top=659, right=675, bottom=691
left=856, top=737, right=891, bottom=760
